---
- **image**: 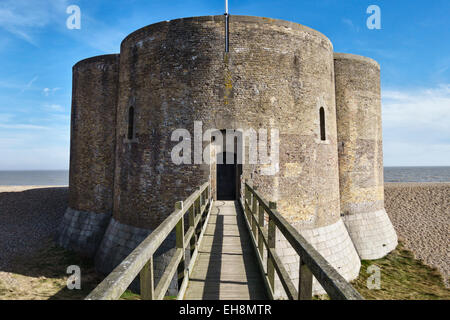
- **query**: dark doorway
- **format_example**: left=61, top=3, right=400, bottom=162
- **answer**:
left=217, top=152, right=237, bottom=200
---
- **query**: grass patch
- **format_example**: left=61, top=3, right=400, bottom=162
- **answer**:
left=119, top=290, right=178, bottom=300
left=351, top=242, right=450, bottom=300
left=120, top=290, right=142, bottom=300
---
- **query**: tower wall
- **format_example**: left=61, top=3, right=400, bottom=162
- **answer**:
left=226, top=16, right=360, bottom=296
left=57, top=54, right=119, bottom=257
left=95, top=16, right=224, bottom=285
left=334, top=53, right=397, bottom=260
left=94, top=16, right=360, bottom=295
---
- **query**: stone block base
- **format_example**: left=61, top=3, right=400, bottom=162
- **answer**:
left=342, top=209, right=398, bottom=260
left=56, top=208, right=111, bottom=258
left=274, top=219, right=361, bottom=297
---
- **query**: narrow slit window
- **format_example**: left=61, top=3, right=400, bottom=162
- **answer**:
left=319, top=107, right=326, bottom=141
left=128, top=107, right=135, bottom=140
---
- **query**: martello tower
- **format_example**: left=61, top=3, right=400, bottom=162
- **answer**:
left=57, top=15, right=397, bottom=295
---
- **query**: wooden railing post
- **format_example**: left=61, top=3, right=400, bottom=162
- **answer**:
left=267, top=201, right=277, bottom=291
left=245, top=184, right=251, bottom=221
left=175, top=201, right=186, bottom=290
left=188, top=205, right=196, bottom=257
left=248, top=188, right=254, bottom=228
left=194, top=194, right=201, bottom=238
left=298, top=260, right=313, bottom=300
left=251, top=187, right=258, bottom=240
left=258, top=204, right=265, bottom=258
left=208, top=183, right=211, bottom=203
left=200, top=187, right=206, bottom=227
left=140, top=257, right=154, bottom=300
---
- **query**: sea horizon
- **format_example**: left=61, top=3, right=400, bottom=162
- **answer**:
left=0, top=166, right=449, bottom=186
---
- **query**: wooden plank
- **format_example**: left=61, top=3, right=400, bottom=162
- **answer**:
left=267, top=202, right=277, bottom=293
left=175, top=201, right=186, bottom=291
left=183, top=200, right=268, bottom=300
left=251, top=188, right=258, bottom=239
left=140, top=257, right=154, bottom=300
left=299, top=260, right=313, bottom=300
left=258, top=205, right=265, bottom=258
left=188, top=205, right=196, bottom=256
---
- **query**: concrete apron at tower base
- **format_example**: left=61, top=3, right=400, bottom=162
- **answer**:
left=56, top=208, right=111, bottom=258
left=94, top=217, right=180, bottom=295
left=343, top=209, right=398, bottom=260
left=273, top=218, right=361, bottom=297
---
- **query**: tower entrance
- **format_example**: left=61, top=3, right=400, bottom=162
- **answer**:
left=217, top=152, right=236, bottom=200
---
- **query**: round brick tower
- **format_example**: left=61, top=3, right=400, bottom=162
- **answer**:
left=92, top=16, right=360, bottom=296
left=334, top=53, right=398, bottom=259
left=57, top=54, right=120, bottom=257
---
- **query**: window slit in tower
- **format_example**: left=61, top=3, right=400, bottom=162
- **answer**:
left=128, top=107, right=135, bottom=140
left=320, top=107, right=326, bottom=141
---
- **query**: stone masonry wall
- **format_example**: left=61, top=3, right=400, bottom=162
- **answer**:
left=58, top=54, right=119, bottom=257
left=334, top=53, right=397, bottom=259
left=89, top=15, right=361, bottom=288
left=68, top=54, right=119, bottom=215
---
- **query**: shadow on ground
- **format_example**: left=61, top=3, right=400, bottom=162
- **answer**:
left=0, top=187, right=103, bottom=300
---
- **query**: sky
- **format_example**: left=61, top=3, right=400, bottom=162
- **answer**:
left=0, top=0, right=449, bottom=170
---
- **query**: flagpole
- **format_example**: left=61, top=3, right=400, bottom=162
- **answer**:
left=225, top=0, right=229, bottom=52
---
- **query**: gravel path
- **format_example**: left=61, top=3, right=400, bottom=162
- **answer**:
left=0, top=186, right=68, bottom=270
left=385, top=183, right=450, bottom=287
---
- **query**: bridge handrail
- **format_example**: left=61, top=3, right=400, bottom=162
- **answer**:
left=242, top=182, right=363, bottom=300
left=85, top=182, right=212, bottom=300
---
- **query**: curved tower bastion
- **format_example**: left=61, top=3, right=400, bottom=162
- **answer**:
left=57, top=54, right=119, bottom=257
left=58, top=15, right=397, bottom=297
left=334, top=53, right=398, bottom=259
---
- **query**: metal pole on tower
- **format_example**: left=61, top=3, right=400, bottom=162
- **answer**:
left=225, top=0, right=229, bottom=52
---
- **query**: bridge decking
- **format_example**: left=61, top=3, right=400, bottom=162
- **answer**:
left=184, top=200, right=268, bottom=300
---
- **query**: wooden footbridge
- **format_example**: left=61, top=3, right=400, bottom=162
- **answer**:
left=86, top=182, right=363, bottom=300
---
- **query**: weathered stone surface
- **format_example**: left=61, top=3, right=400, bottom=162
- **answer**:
left=56, top=208, right=111, bottom=258
left=334, top=53, right=397, bottom=259
left=57, top=54, right=119, bottom=257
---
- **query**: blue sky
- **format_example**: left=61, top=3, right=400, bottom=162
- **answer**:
left=0, top=0, right=449, bottom=170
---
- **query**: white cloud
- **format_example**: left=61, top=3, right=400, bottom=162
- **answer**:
left=0, top=123, right=69, bottom=170
left=44, top=103, right=64, bottom=112
left=20, top=76, right=38, bottom=93
left=382, top=84, right=450, bottom=134
left=0, top=0, right=69, bottom=44
left=342, top=18, right=361, bottom=32
left=0, top=123, right=49, bottom=130
left=382, top=84, right=450, bottom=166
left=42, top=87, right=60, bottom=96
